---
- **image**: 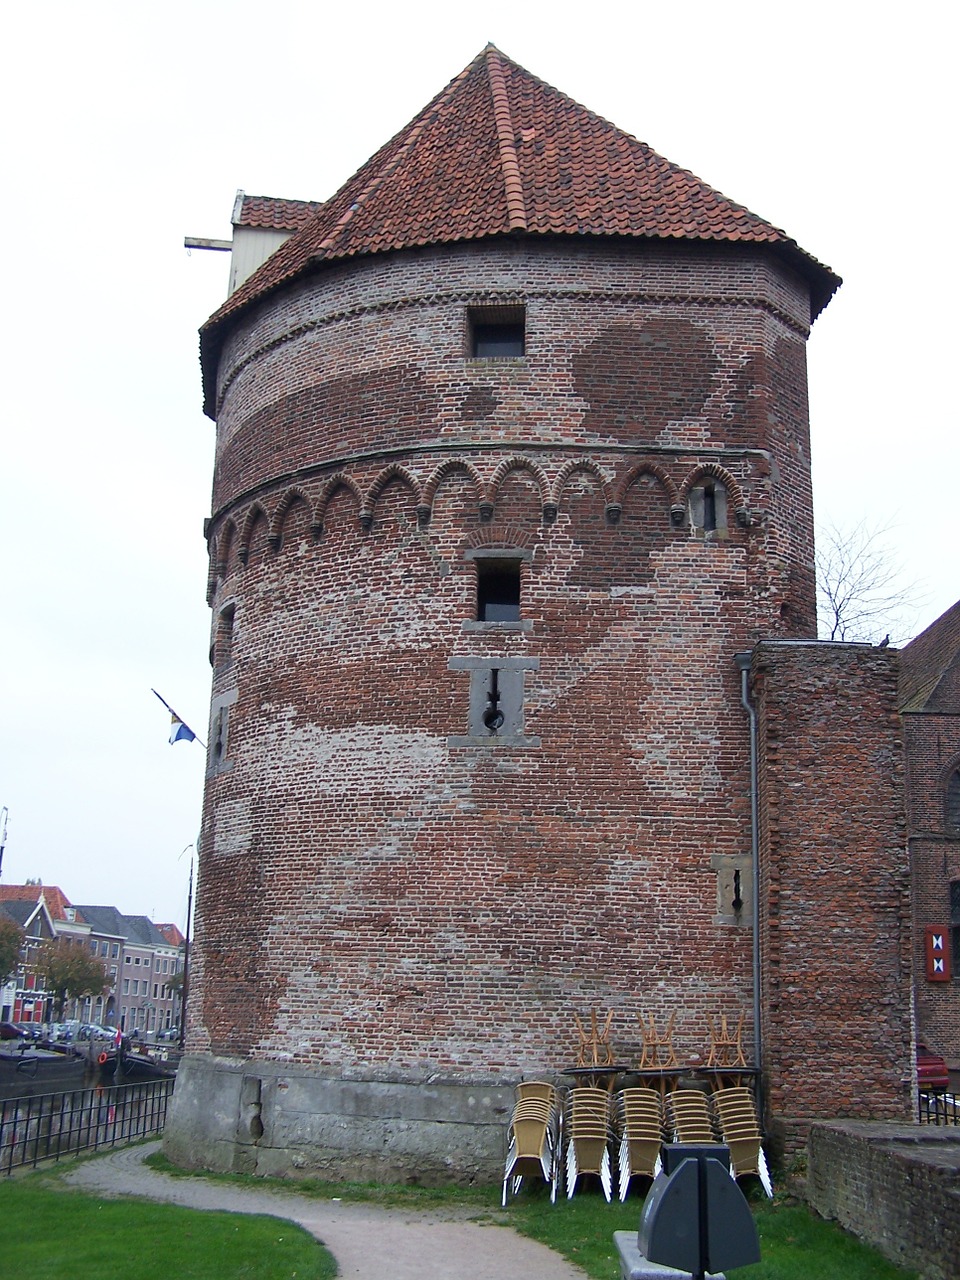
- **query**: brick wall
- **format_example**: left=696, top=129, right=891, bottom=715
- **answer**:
left=904, top=710, right=960, bottom=1067
left=753, top=643, right=913, bottom=1155
left=807, top=1120, right=960, bottom=1280
left=171, top=235, right=916, bottom=1177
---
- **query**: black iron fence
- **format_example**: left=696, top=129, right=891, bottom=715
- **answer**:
left=1, top=1078, right=174, bottom=1174
left=918, top=1090, right=960, bottom=1126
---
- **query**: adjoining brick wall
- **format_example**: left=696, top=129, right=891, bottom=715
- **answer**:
left=807, top=1120, right=960, bottom=1280
left=753, top=643, right=913, bottom=1156
left=904, top=709, right=960, bottom=1068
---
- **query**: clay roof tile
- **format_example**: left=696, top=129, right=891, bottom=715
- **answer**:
left=199, top=45, right=840, bottom=415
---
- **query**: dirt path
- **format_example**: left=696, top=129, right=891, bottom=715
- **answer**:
left=59, top=1143, right=589, bottom=1280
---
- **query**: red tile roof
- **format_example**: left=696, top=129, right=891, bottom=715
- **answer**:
left=234, top=193, right=324, bottom=231
left=200, top=45, right=840, bottom=414
left=0, top=883, right=73, bottom=921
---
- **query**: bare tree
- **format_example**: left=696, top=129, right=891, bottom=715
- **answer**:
left=816, top=519, right=922, bottom=644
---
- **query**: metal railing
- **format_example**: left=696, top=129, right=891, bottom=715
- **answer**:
left=918, top=1090, right=960, bottom=1126
left=1, top=1078, right=174, bottom=1174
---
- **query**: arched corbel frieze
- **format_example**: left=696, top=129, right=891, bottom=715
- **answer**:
left=549, top=458, right=614, bottom=524
left=421, top=459, right=484, bottom=528
left=361, top=464, right=423, bottom=532
left=614, top=462, right=681, bottom=526
left=238, top=503, right=270, bottom=565
left=269, top=487, right=311, bottom=550
left=485, top=456, right=551, bottom=524
left=680, top=463, right=750, bottom=527
left=312, top=473, right=363, bottom=539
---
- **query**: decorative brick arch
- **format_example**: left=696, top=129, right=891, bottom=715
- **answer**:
left=238, top=503, right=270, bottom=564
left=313, top=473, right=363, bottom=536
left=269, top=487, right=312, bottom=549
left=680, top=462, right=749, bottom=525
left=215, top=520, right=236, bottom=579
left=206, top=532, right=221, bottom=605
left=361, top=465, right=423, bottom=531
left=549, top=458, right=614, bottom=523
left=462, top=524, right=536, bottom=552
left=485, top=456, right=550, bottom=521
left=421, top=459, right=484, bottom=525
left=611, top=462, right=680, bottom=524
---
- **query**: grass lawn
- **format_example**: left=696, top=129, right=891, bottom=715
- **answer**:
left=0, top=1174, right=336, bottom=1280
left=0, top=1152, right=919, bottom=1280
left=144, top=1154, right=918, bottom=1280
left=504, top=1182, right=921, bottom=1280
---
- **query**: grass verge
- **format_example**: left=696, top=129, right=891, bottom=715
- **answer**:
left=0, top=1175, right=336, bottom=1280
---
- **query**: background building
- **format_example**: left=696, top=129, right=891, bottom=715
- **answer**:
left=0, top=885, right=183, bottom=1031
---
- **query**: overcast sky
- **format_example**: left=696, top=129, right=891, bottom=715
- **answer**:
left=1, top=2, right=955, bottom=927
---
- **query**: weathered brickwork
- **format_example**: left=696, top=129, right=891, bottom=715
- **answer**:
left=808, top=1121, right=960, bottom=1280
left=161, top=211, right=924, bottom=1179
left=900, top=600, right=960, bottom=1069
left=753, top=643, right=914, bottom=1155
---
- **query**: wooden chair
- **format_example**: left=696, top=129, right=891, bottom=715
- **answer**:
left=574, top=1009, right=615, bottom=1068
left=706, top=1012, right=747, bottom=1068
left=637, top=1011, right=678, bottom=1069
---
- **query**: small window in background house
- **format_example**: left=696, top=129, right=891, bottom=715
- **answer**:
left=469, top=304, right=525, bottom=358
left=477, top=558, right=521, bottom=621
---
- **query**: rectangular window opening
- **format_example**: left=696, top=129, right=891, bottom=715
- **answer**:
left=477, top=558, right=521, bottom=622
left=469, top=304, right=525, bottom=358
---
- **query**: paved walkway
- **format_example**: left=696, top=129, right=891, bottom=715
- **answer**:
left=60, top=1143, right=589, bottom=1280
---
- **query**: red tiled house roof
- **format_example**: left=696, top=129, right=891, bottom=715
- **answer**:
left=0, top=883, right=73, bottom=921
left=233, top=193, right=324, bottom=231
left=200, top=44, right=840, bottom=415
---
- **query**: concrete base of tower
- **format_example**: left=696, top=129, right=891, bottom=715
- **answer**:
left=164, top=1054, right=517, bottom=1183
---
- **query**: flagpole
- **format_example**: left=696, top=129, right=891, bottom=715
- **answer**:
left=151, top=688, right=206, bottom=748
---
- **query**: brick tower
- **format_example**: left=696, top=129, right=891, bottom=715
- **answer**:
left=167, top=48, right=913, bottom=1177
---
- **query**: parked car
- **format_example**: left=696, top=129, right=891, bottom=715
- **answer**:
left=77, top=1023, right=116, bottom=1041
left=1, top=1021, right=26, bottom=1040
left=917, top=1043, right=949, bottom=1092
left=15, top=1022, right=42, bottom=1040
left=157, top=1026, right=180, bottom=1041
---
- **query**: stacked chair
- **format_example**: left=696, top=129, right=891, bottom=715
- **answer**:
left=613, top=1087, right=664, bottom=1199
left=665, top=1087, right=715, bottom=1144
left=563, top=1086, right=614, bottom=1200
left=502, top=1081, right=560, bottom=1205
left=712, top=1086, right=773, bottom=1198
left=637, top=1011, right=679, bottom=1069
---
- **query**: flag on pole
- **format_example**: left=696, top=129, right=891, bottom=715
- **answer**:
left=152, top=689, right=203, bottom=747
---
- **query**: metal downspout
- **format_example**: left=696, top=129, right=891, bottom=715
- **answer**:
left=735, top=651, right=762, bottom=1099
